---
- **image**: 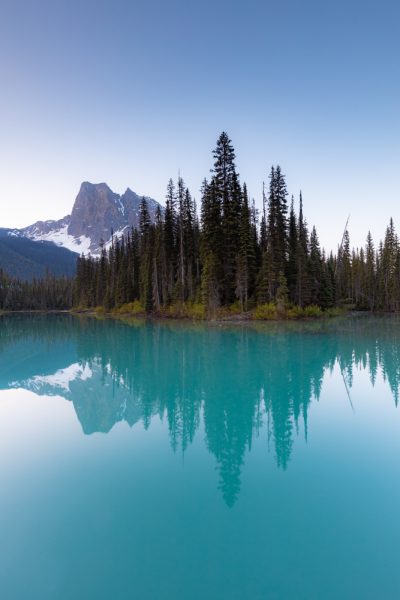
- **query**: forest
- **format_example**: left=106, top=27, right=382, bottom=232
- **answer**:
left=1, top=132, right=400, bottom=316
left=0, top=269, right=72, bottom=311
left=72, top=132, right=400, bottom=318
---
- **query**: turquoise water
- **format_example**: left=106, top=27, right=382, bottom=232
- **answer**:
left=1, top=315, right=400, bottom=599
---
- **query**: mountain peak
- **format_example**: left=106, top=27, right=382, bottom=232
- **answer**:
left=80, top=181, right=112, bottom=192
left=19, top=182, right=162, bottom=256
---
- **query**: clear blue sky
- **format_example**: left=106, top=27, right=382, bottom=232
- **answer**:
left=1, top=0, right=399, bottom=250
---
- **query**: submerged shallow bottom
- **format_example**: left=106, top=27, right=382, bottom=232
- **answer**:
left=0, top=314, right=400, bottom=599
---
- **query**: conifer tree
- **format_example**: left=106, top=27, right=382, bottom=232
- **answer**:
left=236, top=183, right=255, bottom=310
left=287, top=196, right=298, bottom=302
left=164, top=179, right=177, bottom=302
left=365, top=232, right=376, bottom=310
left=200, top=178, right=223, bottom=310
left=295, top=193, right=310, bottom=307
left=337, top=229, right=352, bottom=303
left=267, top=166, right=289, bottom=297
left=309, top=226, right=323, bottom=305
left=211, top=132, right=241, bottom=304
left=259, top=182, right=267, bottom=254
left=139, top=197, right=153, bottom=312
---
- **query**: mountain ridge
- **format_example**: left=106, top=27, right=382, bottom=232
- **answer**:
left=0, top=229, right=78, bottom=280
left=18, top=181, right=162, bottom=256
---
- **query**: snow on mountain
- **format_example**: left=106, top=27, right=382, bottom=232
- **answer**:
left=18, top=182, right=162, bottom=257
left=12, top=362, right=93, bottom=395
left=24, top=223, right=92, bottom=255
left=9, top=358, right=146, bottom=434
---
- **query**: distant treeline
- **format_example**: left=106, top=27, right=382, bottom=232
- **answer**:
left=0, top=269, right=72, bottom=311
left=73, top=132, right=400, bottom=316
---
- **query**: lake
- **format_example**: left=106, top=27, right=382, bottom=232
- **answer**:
left=1, top=313, right=400, bottom=599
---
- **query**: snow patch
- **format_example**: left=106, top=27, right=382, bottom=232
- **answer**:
left=117, top=197, right=125, bottom=216
left=30, top=225, right=93, bottom=255
left=11, top=362, right=93, bottom=394
left=103, top=226, right=129, bottom=251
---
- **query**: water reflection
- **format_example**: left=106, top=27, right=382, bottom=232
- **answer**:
left=1, top=313, right=400, bottom=506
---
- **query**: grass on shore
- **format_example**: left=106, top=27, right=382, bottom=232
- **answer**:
left=72, top=301, right=343, bottom=321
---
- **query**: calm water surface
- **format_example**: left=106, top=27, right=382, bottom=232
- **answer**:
left=1, top=314, right=400, bottom=599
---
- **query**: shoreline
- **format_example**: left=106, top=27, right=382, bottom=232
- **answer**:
left=0, top=308, right=384, bottom=325
left=0, top=306, right=358, bottom=322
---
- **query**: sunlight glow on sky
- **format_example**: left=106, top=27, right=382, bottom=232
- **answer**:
left=0, top=0, right=399, bottom=250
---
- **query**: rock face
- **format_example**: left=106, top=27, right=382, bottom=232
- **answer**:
left=20, top=182, right=162, bottom=256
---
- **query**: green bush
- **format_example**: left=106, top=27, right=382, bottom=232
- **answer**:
left=303, top=305, right=323, bottom=318
left=286, top=305, right=304, bottom=319
left=185, top=302, right=206, bottom=320
left=163, top=302, right=206, bottom=320
left=228, top=301, right=243, bottom=315
left=252, top=303, right=278, bottom=320
left=113, top=301, right=144, bottom=315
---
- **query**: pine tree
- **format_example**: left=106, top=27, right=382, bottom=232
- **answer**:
left=287, top=196, right=298, bottom=303
left=164, top=179, right=177, bottom=302
left=267, top=165, right=289, bottom=297
left=211, top=132, right=241, bottom=304
left=309, top=226, right=323, bottom=305
left=139, top=197, right=153, bottom=312
left=365, top=231, right=376, bottom=310
left=152, top=205, right=166, bottom=310
left=337, top=230, right=352, bottom=303
left=176, top=175, right=186, bottom=303
left=201, top=178, right=223, bottom=308
left=235, top=183, right=255, bottom=311
left=295, top=193, right=310, bottom=307
left=259, top=181, right=267, bottom=254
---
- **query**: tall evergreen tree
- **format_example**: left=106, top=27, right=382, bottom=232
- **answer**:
left=139, top=197, right=153, bottom=312
left=236, top=183, right=255, bottom=310
left=295, top=193, right=310, bottom=307
left=287, top=196, right=298, bottom=302
left=365, top=231, right=376, bottom=310
left=267, top=165, right=289, bottom=297
left=211, top=132, right=241, bottom=304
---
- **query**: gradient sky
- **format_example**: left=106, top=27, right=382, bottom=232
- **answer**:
left=1, top=0, right=399, bottom=250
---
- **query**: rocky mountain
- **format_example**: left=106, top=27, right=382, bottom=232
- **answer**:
left=0, top=336, right=147, bottom=435
left=20, top=182, right=162, bottom=256
left=8, top=358, right=145, bottom=435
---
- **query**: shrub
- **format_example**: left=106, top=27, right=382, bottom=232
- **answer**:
left=228, top=301, right=243, bottom=315
left=185, top=302, right=206, bottom=320
left=113, top=301, right=144, bottom=315
left=286, top=305, right=304, bottom=319
left=252, top=303, right=278, bottom=320
left=303, top=305, right=323, bottom=318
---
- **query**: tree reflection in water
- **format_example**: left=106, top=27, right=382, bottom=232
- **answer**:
left=1, top=313, right=400, bottom=506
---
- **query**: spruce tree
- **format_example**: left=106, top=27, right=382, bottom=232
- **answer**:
left=211, top=132, right=241, bottom=304
left=267, top=165, right=289, bottom=297
left=164, top=179, right=177, bottom=302
left=295, top=193, right=311, bottom=307
left=287, top=196, right=298, bottom=303
left=139, top=197, right=153, bottom=312
left=365, top=231, right=376, bottom=310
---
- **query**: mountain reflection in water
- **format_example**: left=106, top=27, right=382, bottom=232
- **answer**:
left=1, top=313, right=399, bottom=507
